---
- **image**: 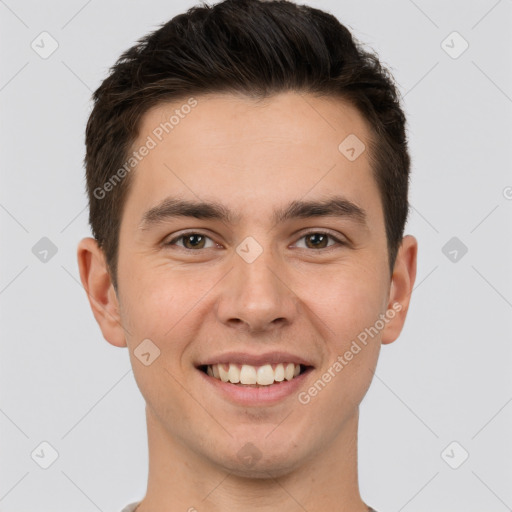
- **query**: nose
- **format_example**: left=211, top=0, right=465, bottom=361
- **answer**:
left=215, top=243, right=299, bottom=334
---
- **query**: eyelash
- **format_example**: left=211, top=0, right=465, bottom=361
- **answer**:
left=164, top=230, right=346, bottom=252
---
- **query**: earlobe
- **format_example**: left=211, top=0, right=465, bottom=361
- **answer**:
left=381, top=235, right=418, bottom=345
left=76, top=237, right=128, bottom=348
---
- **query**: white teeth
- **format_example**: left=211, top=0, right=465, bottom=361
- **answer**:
left=274, top=363, right=285, bottom=382
left=218, top=364, right=229, bottom=382
left=257, top=364, right=275, bottom=385
left=284, top=363, right=295, bottom=381
left=205, top=362, right=303, bottom=385
left=240, top=364, right=257, bottom=384
left=228, top=363, right=240, bottom=383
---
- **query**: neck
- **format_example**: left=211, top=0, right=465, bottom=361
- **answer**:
left=136, top=406, right=368, bottom=512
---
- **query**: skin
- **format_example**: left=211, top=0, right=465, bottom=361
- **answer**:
left=77, top=92, right=417, bottom=512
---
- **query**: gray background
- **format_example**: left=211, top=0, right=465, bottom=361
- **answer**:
left=1, top=0, right=511, bottom=511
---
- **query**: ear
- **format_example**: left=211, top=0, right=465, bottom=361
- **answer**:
left=77, top=237, right=127, bottom=348
left=381, top=235, right=418, bottom=345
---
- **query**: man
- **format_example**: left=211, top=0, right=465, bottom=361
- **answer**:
left=77, top=0, right=417, bottom=510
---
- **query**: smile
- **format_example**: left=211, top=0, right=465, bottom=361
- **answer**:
left=200, top=362, right=305, bottom=386
left=196, top=351, right=315, bottom=405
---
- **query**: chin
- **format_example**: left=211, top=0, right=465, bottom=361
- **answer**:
left=208, top=433, right=307, bottom=479
left=217, top=451, right=304, bottom=479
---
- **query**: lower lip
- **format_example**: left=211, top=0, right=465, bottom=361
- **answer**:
left=197, top=367, right=313, bottom=406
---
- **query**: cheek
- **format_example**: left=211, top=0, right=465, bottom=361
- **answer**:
left=299, top=263, right=388, bottom=347
left=120, top=271, right=194, bottom=414
left=118, top=263, right=182, bottom=350
left=119, top=264, right=215, bottom=369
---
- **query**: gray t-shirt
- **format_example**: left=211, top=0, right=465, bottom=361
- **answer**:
left=120, top=503, right=378, bottom=511
left=120, top=503, right=140, bottom=512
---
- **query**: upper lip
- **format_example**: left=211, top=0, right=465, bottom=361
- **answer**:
left=196, top=351, right=315, bottom=368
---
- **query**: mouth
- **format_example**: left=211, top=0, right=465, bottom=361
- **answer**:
left=197, top=362, right=312, bottom=387
left=195, top=352, right=315, bottom=405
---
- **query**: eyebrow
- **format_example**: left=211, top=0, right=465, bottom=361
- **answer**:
left=138, top=195, right=368, bottom=231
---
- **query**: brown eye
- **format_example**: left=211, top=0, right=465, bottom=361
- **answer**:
left=305, top=233, right=329, bottom=249
left=182, top=234, right=206, bottom=249
left=295, top=232, right=342, bottom=250
left=166, top=233, right=215, bottom=250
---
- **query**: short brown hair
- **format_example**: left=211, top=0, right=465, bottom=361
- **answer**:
left=84, top=0, right=410, bottom=291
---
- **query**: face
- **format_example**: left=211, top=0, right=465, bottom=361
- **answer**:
left=78, top=91, right=417, bottom=478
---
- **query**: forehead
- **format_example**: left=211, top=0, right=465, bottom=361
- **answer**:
left=122, top=91, right=382, bottom=228
left=138, top=91, right=371, bottom=155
